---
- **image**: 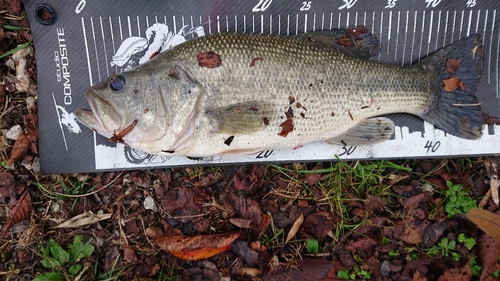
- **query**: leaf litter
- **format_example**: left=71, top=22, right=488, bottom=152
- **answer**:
left=1, top=3, right=500, bottom=281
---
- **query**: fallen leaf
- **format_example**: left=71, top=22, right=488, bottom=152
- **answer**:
left=445, top=58, right=460, bottom=73
left=53, top=211, right=112, bottom=228
left=231, top=240, right=259, bottom=265
left=197, top=51, right=222, bottom=68
left=7, top=131, right=31, bottom=165
left=0, top=172, right=16, bottom=204
left=179, top=261, right=220, bottom=281
left=303, top=212, right=335, bottom=242
left=278, top=119, right=294, bottom=137
left=264, top=258, right=334, bottom=281
left=443, top=77, right=466, bottom=92
left=478, top=230, right=500, bottom=281
left=1, top=190, right=33, bottom=238
left=437, top=257, right=472, bottom=281
left=229, top=217, right=252, bottom=228
left=466, top=208, right=500, bottom=242
left=153, top=232, right=240, bottom=260
left=285, top=214, right=304, bottom=244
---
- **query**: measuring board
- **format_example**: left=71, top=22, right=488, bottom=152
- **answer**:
left=24, top=0, right=500, bottom=173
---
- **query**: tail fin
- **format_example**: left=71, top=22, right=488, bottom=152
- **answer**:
left=420, top=34, right=484, bottom=139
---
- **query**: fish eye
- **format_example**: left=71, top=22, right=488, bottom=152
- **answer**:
left=109, top=75, right=126, bottom=92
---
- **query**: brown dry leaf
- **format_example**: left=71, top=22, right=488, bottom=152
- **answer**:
left=197, top=51, right=222, bottom=68
left=278, top=119, right=294, bottom=137
left=445, top=58, right=460, bottom=73
left=1, top=190, right=33, bottom=238
left=466, top=208, right=500, bottom=242
left=229, top=217, right=252, bottom=229
left=485, top=157, right=500, bottom=206
left=396, top=218, right=423, bottom=245
left=411, top=268, right=427, bottom=281
left=443, top=77, right=466, bottom=92
left=437, top=257, right=472, bottom=281
left=264, top=258, right=333, bottom=281
left=0, top=172, right=16, bottom=204
left=53, top=211, right=112, bottom=228
left=303, top=212, right=334, bottom=242
left=478, top=231, right=500, bottom=281
left=153, top=232, right=240, bottom=261
left=23, top=112, right=38, bottom=154
left=285, top=214, right=304, bottom=244
left=7, top=131, right=31, bottom=165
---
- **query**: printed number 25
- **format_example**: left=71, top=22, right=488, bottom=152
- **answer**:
left=252, top=0, right=273, bottom=12
left=300, top=1, right=312, bottom=11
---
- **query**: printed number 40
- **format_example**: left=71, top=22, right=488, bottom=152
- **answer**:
left=300, top=1, right=312, bottom=11
left=252, top=0, right=273, bottom=12
left=424, top=140, right=440, bottom=153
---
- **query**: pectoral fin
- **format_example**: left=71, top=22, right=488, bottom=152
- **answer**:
left=206, top=101, right=273, bottom=134
left=326, top=117, right=395, bottom=146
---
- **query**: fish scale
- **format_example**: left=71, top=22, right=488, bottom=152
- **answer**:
left=76, top=31, right=483, bottom=157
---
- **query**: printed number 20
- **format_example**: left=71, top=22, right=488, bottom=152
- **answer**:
left=252, top=0, right=273, bottom=12
left=300, top=1, right=312, bottom=11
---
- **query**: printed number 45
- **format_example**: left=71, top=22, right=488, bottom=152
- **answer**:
left=300, top=1, right=312, bottom=11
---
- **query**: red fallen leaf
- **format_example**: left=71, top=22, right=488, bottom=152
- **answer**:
left=197, top=51, right=222, bottom=68
left=1, top=190, right=33, bottom=238
left=278, top=119, right=294, bottom=137
left=8, top=132, right=31, bottom=165
left=446, top=58, right=460, bottom=73
left=443, top=77, right=466, bottom=92
left=152, top=232, right=240, bottom=260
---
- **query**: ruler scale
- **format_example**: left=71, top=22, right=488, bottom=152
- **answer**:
left=24, top=0, right=500, bottom=173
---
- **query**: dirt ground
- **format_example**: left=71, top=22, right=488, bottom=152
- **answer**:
left=1, top=1, right=500, bottom=281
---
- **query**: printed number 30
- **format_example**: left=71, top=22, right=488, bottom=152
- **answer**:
left=252, top=0, right=273, bottom=12
left=300, top=1, right=312, bottom=11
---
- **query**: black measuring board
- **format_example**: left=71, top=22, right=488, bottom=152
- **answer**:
left=24, top=0, right=500, bottom=173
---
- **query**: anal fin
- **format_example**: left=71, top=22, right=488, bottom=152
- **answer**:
left=326, top=117, right=395, bottom=146
left=205, top=101, right=273, bottom=134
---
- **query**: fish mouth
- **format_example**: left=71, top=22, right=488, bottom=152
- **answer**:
left=75, top=89, right=124, bottom=138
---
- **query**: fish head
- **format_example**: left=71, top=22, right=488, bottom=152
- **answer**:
left=76, top=63, right=203, bottom=155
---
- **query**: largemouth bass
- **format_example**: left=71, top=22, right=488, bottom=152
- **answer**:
left=75, top=29, right=484, bottom=157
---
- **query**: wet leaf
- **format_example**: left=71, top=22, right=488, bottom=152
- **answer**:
left=446, top=58, right=460, bottom=73
left=1, top=190, right=33, bottom=238
left=197, top=51, right=222, bottom=68
left=53, top=211, right=112, bottom=228
left=466, top=208, right=500, bottom=242
left=443, top=77, right=466, bottom=92
left=152, top=232, right=240, bottom=261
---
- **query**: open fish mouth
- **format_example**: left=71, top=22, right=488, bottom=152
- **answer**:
left=75, top=90, right=124, bottom=138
